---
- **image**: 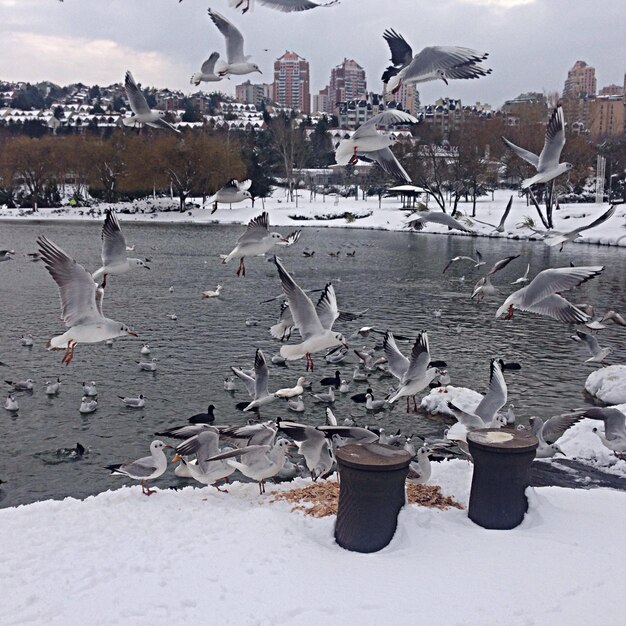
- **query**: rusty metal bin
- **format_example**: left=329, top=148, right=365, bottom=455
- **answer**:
left=467, top=428, right=538, bottom=530
left=334, top=443, right=411, bottom=553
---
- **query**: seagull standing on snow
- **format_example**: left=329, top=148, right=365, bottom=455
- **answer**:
left=334, top=109, right=418, bottom=183
left=223, top=212, right=300, bottom=277
left=406, top=447, right=432, bottom=484
left=274, top=257, right=347, bottom=370
left=123, top=71, right=180, bottom=133
left=205, top=179, right=252, bottom=214
left=37, top=236, right=138, bottom=365
left=106, top=440, right=172, bottom=496
left=496, top=266, right=604, bottom=323
left=503, top=106, right=572, bottom=189
left=381, top=28, right=492, bottom=94
left=190, top=51, right=223, bottom=86
left=92, top=210, right=150, bottom=288
left=207, top=9, right=262, bottom=77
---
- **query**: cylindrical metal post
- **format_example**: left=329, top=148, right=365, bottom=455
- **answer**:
left=467, top=429, right=538, bottom=530
left=334, top=443, right=411, bottom=553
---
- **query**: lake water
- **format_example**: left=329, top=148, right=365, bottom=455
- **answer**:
left=1, top=219, right=625, bottom=507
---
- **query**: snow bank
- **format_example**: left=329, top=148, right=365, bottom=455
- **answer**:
left=1, top=459, right=624, bottom=625
left=1, top=190, right=625, bottom=249
left=585, top=365, right=626, bottom=404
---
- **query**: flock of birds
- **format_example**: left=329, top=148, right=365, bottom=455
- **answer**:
left=3, top=194, right=626, bottom=497
left=5, top=0, right=625, bottom=498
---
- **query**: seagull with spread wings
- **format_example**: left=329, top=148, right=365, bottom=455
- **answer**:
left=37, top=236, right=138, bottom=365
left=381, top=29, right=492, bottom=94
left=543, top=205, right=617, bottom=251
left=471, top=196, right=514, bottom=233
left=208, top=9, right=261, bottom=77
left=205, top=179, right=252, bottom=214
left=334, top=109, right=418, bottom=182
left=223, top=212, right=301, bottom=277
left=123, top=71, right=180, bottom=133
left=274, top=257, right=347, bottom=370
left=405, top=211, right=474, bottom=233
left=226, top=0, right=339, bottom=12
left=92, top=210, right=150, bottom=289
left=496, top=265, right=604, bottom=322
left=190, top=51, right=223, bottom=86
left=503, top=106, right=572, bottom=189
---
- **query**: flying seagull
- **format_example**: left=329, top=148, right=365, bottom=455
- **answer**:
left=503, top=106, right=572, bottom=189
left=223, top=212, right=301, bottom=276
left=381, top=29, right=492, bottom=94
left=37, top=236, right=138, bottom=364
left=123, top=71, right=180, bottom=133
left=543, top=205, right=617, bottom=251
left=226, top=0, right=339, bottom=12
left=190, top=51, right=223, bottom=86
left=496, top=266, right=604, bottom=322
left=471, top=196, right=514, bottom=233
left=92, top=209, right=150, bottom=288
left=405, top=211, right=473, bottom=233
left=207, top=9, right=261, bottom=77
left=334, top=109, right=418, bottom=183
left=205, top=179, right=252, bottom=213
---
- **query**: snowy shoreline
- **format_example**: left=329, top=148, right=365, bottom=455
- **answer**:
left=1, top=189, right=625, bottom=249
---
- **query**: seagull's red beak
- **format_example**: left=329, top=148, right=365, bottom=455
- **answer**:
left=127, top=331, right=138, bottom=337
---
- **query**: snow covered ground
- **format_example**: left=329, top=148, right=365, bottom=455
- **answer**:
left=1, top=189, right=625, bottom=248
left=1, top=450, right=624, bottom=626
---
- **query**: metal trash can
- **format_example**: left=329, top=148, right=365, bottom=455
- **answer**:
left=467, top=428, right=538, bottom=530
left=334, top=443, right=411, bottom=553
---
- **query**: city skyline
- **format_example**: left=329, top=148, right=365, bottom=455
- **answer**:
left=1, top=0, right=624, bottom=108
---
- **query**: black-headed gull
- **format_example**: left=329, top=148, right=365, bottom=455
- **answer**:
left=274, top=257, right=347, bottom=370
left=137, top=358, right=158, bottom=371
left=496, top=265, right=604, bottom=322
left=123, top=71, right=180, bottom=133
left=20, top=334, right=33, bottom=347
left=511, top=263, right=530, bottom=285
left=79, top=396, right=97, bottom=414
left=382, top=29, right=491, bottom=93
left=503, top=106, right=572, bottom=189
left=387, top=332, right=441, bottom=407
left=106, top=440, right=172, bottom=496
left=0, top=249, right=14, bottom=262
left=119, top=394, right=146, bottom=408
left=205, top=179, right=252, bottom=213
left=228, top=0, right=338, bottom=13
left=5, top=394, right=18, bottom=412
left=471, top=196, right=514, bottom=233
left=581, top=407, right=626, bottom=457
left=274, top=376, right=307, bottom=399
left=406, top=211, right=473, bottom=233
left=334, top=109, right=418, bottom=182
left=529, top=412, right=582, bottom=458
left=5, top=379, right=34, bottom=392
left=601, top=310, right=626, bottom=327
left=38, top=236, right=138, bottom=364
left=190, top=51, right=223, bottom=86
left=277, top=421, right=334, bottom=481
left=570, top=330, right=611, bottom=363
left=288, top=395, right=305, bottom=412
left=201, top=285, right=223, bottom=298
left=471, top=254, right=520, bottom=302
left=45, top=378, right=61, bottom=396
left=543, top=205, right=617, bottom=251
left=92, top=210, right=150, bottom=288
left=442, top=250, right=484, bottom=273
left=205, top=439, right=292, bottom=494
left=406, top=447, right=432, bottom=484
left=82, top=381, right=97, bottom=396
left=223, top=212, right=300, bottom=277
left=233, top=349, right=277, bottom=411
left=207, top=9, right=261, bottom=77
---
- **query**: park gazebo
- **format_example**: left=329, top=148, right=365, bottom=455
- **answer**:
left=386, top=184, right=428, bottom=208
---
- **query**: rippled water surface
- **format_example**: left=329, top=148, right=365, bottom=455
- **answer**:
left=1, top=219, right=625, bottom=507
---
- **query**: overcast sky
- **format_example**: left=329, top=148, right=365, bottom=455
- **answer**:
left=1, top=0, right=624, bottom=108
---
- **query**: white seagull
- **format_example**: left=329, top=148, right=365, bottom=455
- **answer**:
left=227, top=0, right=339, bottom=13
left=570, top=330, right=611, bottom=363
left=45, top=378, right=61, bottom=396
left=92, top=209, right=150, bottom=288
left=582, top=407, right=626, bottom=457
left=5, top=394, right=18, bottom=412
left=406, top=447, right=432, bottom=484
left=190, top=51, right=223, bottom=86
left=201, top=285, right=223, bottom=298
left=20, top=334, right=34, bottom=347
left=406, top=211, right=473, bottom=233
left=511, top=263, right=531, bottom=285
left=471, top=195, right=514, bottom=233
left=387, top=331, right=441, bottom=407
left=529, top=412, right=582, bottom=459
left=79, top=397, right=98, bottom=414
left=543, top=205, right=617, bottom=251
left=334, top=109, right=418, bottom=183
left=119, top=394, right=146, bottom=408
left=241, top=350, right=279, bottom=412
left=137, top=358, right=158, bottom=372
left=106, top=440, right=172, bottom=496
left=503, top=106, right=572, bottom=189
left=223, top=212, right=301, bottom=277
left=205, top=179, right=252, bottom=214
left=37, top=236, right=138, bottom=365
left=381, top=28, right=492, bottom=93
left=82, top=381, right=97, bottom=396
left=0, top=249, right=14, bottom=262
left=277, top=421, right=334, bottom=481
left=274, top=257, right=347, bottom=370
left=496, top=266, right=604, bottom=323
left=207, top=9, right=262, bottom=78
left=123, top=71, right=180, bottom=133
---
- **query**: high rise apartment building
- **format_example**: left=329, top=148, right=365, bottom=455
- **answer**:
left=272, top=51, right=310, bottom=113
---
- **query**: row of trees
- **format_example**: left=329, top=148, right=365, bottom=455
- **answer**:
left=0, top=109, right=623, bottom=220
